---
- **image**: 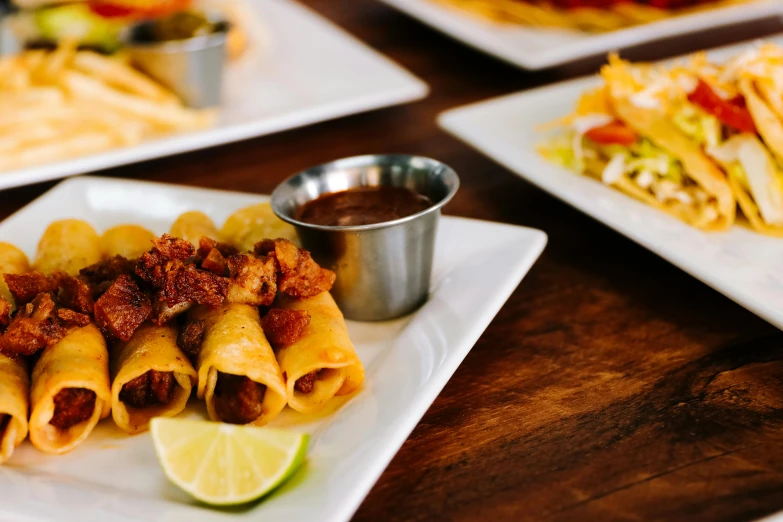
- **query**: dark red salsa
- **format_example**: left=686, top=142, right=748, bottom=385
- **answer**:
left=296, top=186, right=433, bottom=227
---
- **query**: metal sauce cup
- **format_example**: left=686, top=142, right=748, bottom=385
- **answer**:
left=124, top=14, right=229, bottom=108
left=271, top=154, right=460, bottom=322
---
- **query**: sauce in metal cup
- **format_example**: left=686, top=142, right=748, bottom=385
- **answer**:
left=271, top=154, right=460, bottom=322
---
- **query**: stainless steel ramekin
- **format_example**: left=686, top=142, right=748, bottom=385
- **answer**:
left=124, top=13, right=229, bottom=108
left=271, top=154, right=460, bottom=322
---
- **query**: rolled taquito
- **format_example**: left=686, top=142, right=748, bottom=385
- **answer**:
left=0, top=354, right=28, bottom=464
left=100, top=237, right=197, bottom=434
left=0, top=242, right=29, bottom=311
left=33, top=219, right=101, bottom=276
left=100, top=224, right=155, bottom=259
left=29, top=324, right=111, bottom=455
left=170, top=211, right=220, bottom=247
left=0, top=243, right=31, bottom=463
left=30, top=223, right=109, bottom=455
left=110, top=323, right=196, bottom=434
left=192, top=303, right=286, bottom=425
left=275, top=292, right=364, bottom=414
left=220, top=203, right=298, bottom=251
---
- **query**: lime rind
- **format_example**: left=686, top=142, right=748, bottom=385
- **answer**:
left=150, top=418, right=309, bottom=506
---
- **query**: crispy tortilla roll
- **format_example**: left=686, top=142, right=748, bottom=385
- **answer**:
left=34, top=219, right=101, bottom=275
left=170, top=211, right=220, bottom=246
left=0, top=242, right=29, bottom=313
left=0, top=354, right=28, bottom=464
left=29, top=324, right=111, bottom=455
left=192, top=303, right=286, bottom=425
left=110, top=323, right=196, bottom=434
left=0, top=243, right=31, bottom=463
left=100, top=225, right=155, bottom=259
left=275, top=292, right=364, bottom=414
left=221, top=203, right=298, bottom=251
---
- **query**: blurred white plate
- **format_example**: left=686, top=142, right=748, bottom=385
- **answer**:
left=378, top=0, right=783, bottom=69
left=0, top=176, right=547, bottom=522
left=0, top=0, right=427, bottom=191
left=439, top=36, right=783, bottom=330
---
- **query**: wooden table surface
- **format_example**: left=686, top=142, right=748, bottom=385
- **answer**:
left=4, top=2, right=783, bottom=520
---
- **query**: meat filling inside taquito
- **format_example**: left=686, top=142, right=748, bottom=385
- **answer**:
left=29, top=324, right=111, bottom=455
left=110, top=323, right=196, bottom=434
left=191, top=303, right=286, bottom=425
left=269, top=293, right=364, bottom=414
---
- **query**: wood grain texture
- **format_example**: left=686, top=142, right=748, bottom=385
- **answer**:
left=1, top=1, right=783, bottom=520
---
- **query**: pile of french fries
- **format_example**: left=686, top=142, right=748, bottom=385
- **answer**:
left=0, top=42, right=214, bottom=173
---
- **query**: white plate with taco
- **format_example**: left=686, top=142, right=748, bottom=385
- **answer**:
left=439, top=35, right=783, bottom=330
left=378, top=0, right=783, bottom=69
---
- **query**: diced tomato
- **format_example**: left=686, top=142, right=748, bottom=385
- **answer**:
left=687, top=78, right=757, bottom=134
left=584, top=121, right=638, bottom=146
left=88, top=0, right=191, bottom=20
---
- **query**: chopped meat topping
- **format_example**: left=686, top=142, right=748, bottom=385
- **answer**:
left=0, top=295, right=11, bottom=326
left=255, top=239, right=335, bottom=298
left=213, top=373, right=266, bottom=425
left=226, top=254, right=277, bottom=306
left=0, top=293, right=64, bottom=357
left=200, top=248, right=229, bottom=276
left=198, top=237, right=238, bottom=259
left=119, top=370, right=176, bottom=408
left=50, top=388, right=96, bottom=430
left=94, top=275, right=152, bottom=341
left=56, top=308, right=91, bottom=327
left=4, top=272, right=57, bottom=305
left=80, top=256, right=137, bottom=299
left=295, top=371, right=317, bottom=394
left=161, top=264, right=228, bottom=308
left=177, top=319, right=205, bottom=361
left=152, top=234, right=195, bottom=261
left=136, top=249, right=177, bottom=288
left=262, top=308, right=310, bottom=347
left=53, top=272, right=94, bottom=315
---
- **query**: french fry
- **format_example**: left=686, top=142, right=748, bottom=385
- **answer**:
left=0, top=43, right=214, bottom=174
left=34, top=39, right=77, bottom=83
left=62, top=71, right=209, bottom=130
left=72, top=52, right=178, bottom=104
left=0, top=131, right=116, bottom=173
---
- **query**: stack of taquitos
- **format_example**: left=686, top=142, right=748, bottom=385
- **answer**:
left=0, top=207, right=366, bottom=461
left=540, top=46, right=783, bottom=235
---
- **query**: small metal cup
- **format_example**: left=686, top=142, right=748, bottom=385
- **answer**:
left=271, top=154, right=460, bottom=322
left=124, top=15, right=229, bottom=108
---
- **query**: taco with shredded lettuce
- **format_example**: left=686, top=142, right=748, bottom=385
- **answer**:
left=540, top=53, right=738, bottom=231
left=704, top=44, right=783, bottom=236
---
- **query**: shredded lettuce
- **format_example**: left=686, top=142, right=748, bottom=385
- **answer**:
left=538, top=132, right=579, bottom=171
left=542, top=132, right=684, bottom=186
left=671, top=103, right=722, bottom=148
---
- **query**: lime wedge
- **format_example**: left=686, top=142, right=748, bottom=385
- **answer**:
left=150, top=418, right=308, bottom=506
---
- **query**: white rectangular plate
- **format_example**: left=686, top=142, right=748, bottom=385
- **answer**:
left=378, top=0, right=782, bottom=69
left=0, top=0, right=428, bottom=191
left=439, top=36, right=783, bottom=331
left=0, top=176, right=546, bottom=522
